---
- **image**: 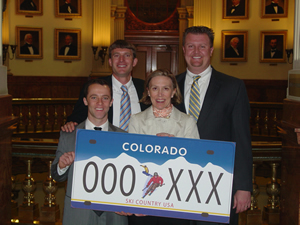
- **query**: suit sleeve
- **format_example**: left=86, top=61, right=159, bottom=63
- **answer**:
left=183, top=116, right=200, bottom=139
left=231, top=81, right=253, bottom=192
left=51, top=131, right=73, bottom=182
left=66, top=84, right=88, bottom=124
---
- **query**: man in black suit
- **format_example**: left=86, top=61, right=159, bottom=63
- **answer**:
left=225, top=37, right=243, bottom=58
left=62, top=40, right=147, bottom=132
left=20, top=0, right=37, bottom=11
left=264, top=37, right=283, bottom=58
left=59, top=35, right=77, bottom=56
left=59, top=0, right=78, bottom=13
left=265, top=0, right=284, bottom=14
left=176, top=26, right=252, bottom=225
left=20, top=33, right=39, bottom=55
left=226, top=0, right=245, bottom=16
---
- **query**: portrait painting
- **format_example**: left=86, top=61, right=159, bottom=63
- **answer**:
left=16, top=26, right=43, bottom=59
left=221, top=31, right=248, bottom=62
left=261, top=0, right=288, bottom=18
left=55, top=0, right=82, bottom=18
left=16, top=0, right=43, bottom=16
left=223, top=0, right=249, bottom=20
left=55, top=29, right=81, bottom=60
left=260, top=30, right=287, bottom=63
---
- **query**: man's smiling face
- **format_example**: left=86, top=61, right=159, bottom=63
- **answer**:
left=182, top=33, right=214, bottom=74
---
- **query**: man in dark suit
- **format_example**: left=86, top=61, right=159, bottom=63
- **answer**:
left=264, top=37, right=283, bottom=58
left=226, top=0, right=245, bottom=16
left=225, top=37, right=243, bottom=58
left=51, top=79, right=128, bottom=225
left=20, top=33, right=39, bottom=55
left=59, top=35, right=77, bottom=56
left=59, top=0, right=78, bottom=13
left=20, top=0, right=37, bottom=11
left=63, top=40, right=146, bottom=132
left=176, top=26, right=252, bottom=225
left=265, top=0, right=284, bottom=14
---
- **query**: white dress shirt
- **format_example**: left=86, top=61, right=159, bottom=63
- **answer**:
left=112, top=75, right=141, bottom=127
left=57, top=118, right=109, bottom=175
left=184, top=65, right=212, bottom=113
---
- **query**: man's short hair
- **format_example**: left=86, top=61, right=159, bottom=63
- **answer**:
left=83, top=79, right=112, bottom=99
left=269, top=37, right=278, bottom=42
left=108, top=40, right=137, bottom=59
left=182, top=26, right=215, bottom=47
left=24, top=33, right=32, bottom=41
left=65, top=35, right=72, bottom=40
left=230, top=37, right=239, bottom=44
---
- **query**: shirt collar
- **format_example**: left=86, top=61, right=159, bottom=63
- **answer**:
left=186, top=65, right=212, bottom=79
left=85, top=118, right=109, bottom=131
left=112, top=75, right=133, bottom=92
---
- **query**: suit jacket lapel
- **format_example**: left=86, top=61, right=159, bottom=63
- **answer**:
left=108, top=122, right=118, bottom=132
left=106, top=75, right=114, bottom=124
left=198, top=68, right=221, bottom=126
left=132, top=78, right=144, bottom=100
left=176, top=72, right=187, bottom=113
left=77, top=121, right=86, bottom=130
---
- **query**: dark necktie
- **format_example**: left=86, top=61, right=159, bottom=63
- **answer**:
left=94, top=127, right=102, bottom=130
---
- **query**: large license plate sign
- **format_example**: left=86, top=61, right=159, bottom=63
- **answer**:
left=71, top=130, right=235, bottom=223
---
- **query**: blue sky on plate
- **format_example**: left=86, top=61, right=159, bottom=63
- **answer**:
left=74, top=129, right=235, bottom=173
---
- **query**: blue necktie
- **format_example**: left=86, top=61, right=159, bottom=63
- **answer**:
left=120, top=85, right=131, bottom=131
left=189, top=76, right=201, bottom=121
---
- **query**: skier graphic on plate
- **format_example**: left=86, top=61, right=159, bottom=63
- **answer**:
left=141, top=165, right=164, bottom=198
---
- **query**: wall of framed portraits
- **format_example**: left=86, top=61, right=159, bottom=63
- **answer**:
left=6, top=0, right=93, bottom=77
left=210, top=0, right=294, bottom=80
left=3, top=0, right=296, bottom=81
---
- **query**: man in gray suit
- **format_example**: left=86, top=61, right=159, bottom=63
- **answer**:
left=51, top=79, right=128, bottom=225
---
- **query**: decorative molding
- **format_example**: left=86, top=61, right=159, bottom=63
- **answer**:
left=115, top=6, right=127, bottom=19
left=125, top=3, right=179, bottom=31
left=177, top=7, right=188, bottom=20
left=111, top=5, right=117, bottom=18
left=186, top=6, right=194, bottom=19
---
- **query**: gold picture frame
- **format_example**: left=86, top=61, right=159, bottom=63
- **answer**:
left=260, top=30, right=287, bottom=63
left=221, top=31, right=248, bottom=62
left=261, top=0, right=288, bottom=18
left=223, top=0, right=249, bottom=20
left=55, top=29, right=81, bottom=60
left=16, top=26, right=43, bottom=59
left=55, top=0, right=82, bottom=18
left=16, top=0, right=43, bottom=16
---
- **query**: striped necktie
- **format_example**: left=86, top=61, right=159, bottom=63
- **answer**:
left=120, top=85, right=131, bottom=131
left=189, top=76, right=201, bottom=121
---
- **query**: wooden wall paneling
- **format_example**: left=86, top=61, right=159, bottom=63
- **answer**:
left=7, top=76, right=88, bottom=98
left=0, top=95, right=18, bottom=225
left=7, top=76, right=288, bottom=103
left=244, top=80, right=288, bottom=102
left=280, top=99, right=300, bottom=225
left=134, top=46, right=152, bottom=80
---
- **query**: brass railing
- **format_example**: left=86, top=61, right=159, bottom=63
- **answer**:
left=12, top=98, right=77, bottom=138
left=250, top=102, right=283, bottom=141
left=12, top=98, right=284, bottom=139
